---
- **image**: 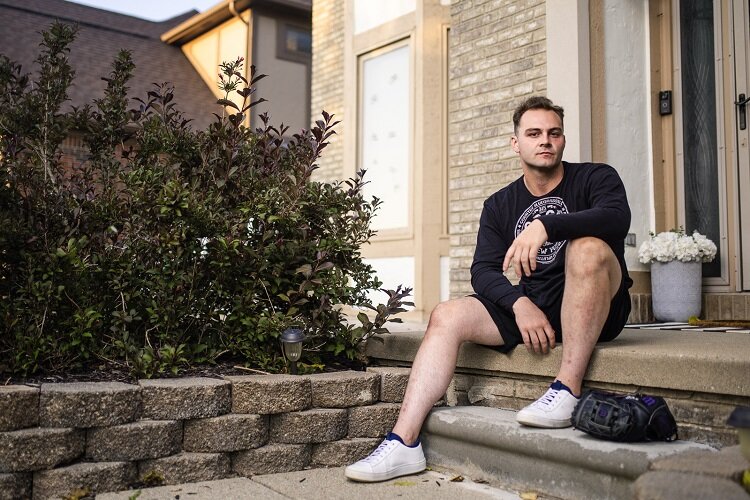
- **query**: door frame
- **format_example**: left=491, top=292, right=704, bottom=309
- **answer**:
left=733, top=0, right=750, bottom=290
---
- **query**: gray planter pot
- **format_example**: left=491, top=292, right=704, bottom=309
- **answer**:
left=650, top=260, right=702, bottom=322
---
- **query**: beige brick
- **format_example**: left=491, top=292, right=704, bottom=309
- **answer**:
left=677, top=422, right=739, bottom=449
left=310, top=0, right=345, bottom=181
left=733, top=294, right=748, bottom=321
left=705, top=293, right=719, bottom=320
left=664, top=398, right=735, bottom=428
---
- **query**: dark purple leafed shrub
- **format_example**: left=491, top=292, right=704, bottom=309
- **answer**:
left=0, top=22, right=411, bottom=378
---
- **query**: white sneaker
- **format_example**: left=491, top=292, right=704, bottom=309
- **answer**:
left=516, top=380, right=579, bottom=428
left=344, top=433, right=426, bottom=482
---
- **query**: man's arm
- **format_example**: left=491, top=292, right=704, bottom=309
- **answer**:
left=539, top=164, right=631, bottom=243
left=470, top=201, right=523, bottom=309
left=471, top=200, right=556, bottom=353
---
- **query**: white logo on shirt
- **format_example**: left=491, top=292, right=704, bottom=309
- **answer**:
left=515, top=197, right=569, bottom=264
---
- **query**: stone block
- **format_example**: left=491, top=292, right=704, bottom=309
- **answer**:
left=86, top=420, right=181, bottom=461
left=227, top=375, right=310, bottom=414
left=232, top=444, right=310, bottom=476
left=650, top=445, right=749, bottom=482
left=368, top=367, right=410, bottom=403
left=678, top=423, right=739, bottom=449
left=513, top=379, right=551, bottom=400
left=138, top=452, right=231, bottom=486
left=32, top=461, right=136, bottom=500
left=0, top=473, right=31, bottom=500
left=270, top=409, right=347, bottom=444
left=467, top=379, right=515, bottom=402
left=0, top=427, right=83, bottom=473
left=665, top=398, right=735, bottom=428
left=139, top=377, right=230, bottom=420
left=39, top=382, right=140, bottom=428
left=307, top=371, right=379, bottom=408
left=183, top=414, right=268, bottom=452
left=347, top=403, right=400, bottom=438
left=634, top=470, right=748, bottom=500
left=0, top=385, right=39, bottom=431
left=310, top=438, right=380, bottom=467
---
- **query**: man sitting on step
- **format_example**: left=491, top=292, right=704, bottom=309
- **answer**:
left=344, top=96, right=633, bottom=483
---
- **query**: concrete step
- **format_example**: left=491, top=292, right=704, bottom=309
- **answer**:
left=366, top=327, right=750, bottom=446
left=421, top=406, right=714, bottom=500
left=367, top=328, right=750, bottom=399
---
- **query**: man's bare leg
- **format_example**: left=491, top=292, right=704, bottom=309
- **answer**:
left=555, top=237, right=623, bottom=395
left=391, top=296, right=503, bottom=445
left=516, top=237, right=623, bottom=428
left=344, top=297, right=501, bottom=482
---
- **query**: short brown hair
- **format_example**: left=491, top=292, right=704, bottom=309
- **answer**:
left=512, top=96, right=565, bottom=133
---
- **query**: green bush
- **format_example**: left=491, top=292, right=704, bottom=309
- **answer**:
left=0, top=22, right=411, bottom=378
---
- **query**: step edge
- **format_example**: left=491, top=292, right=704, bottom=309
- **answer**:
left=422, top=406, right=714, bottom=480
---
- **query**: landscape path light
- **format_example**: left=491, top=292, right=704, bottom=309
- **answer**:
left=280, top=327, right=305, bottom=375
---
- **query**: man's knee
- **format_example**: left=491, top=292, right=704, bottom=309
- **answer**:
left=565, top=237, right=615, bottom=276
left=428, top=300, right=460, bottom=330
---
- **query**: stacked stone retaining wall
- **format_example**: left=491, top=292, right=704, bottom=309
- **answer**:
left=0, top=368, right=409, bottom=500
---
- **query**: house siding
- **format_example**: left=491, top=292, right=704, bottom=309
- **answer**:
left=310, top=0, right=346, bottom=182
left=447, top=0, right=547, bottom=297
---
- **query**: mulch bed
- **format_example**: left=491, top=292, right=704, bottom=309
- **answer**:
left=2, top=356, right=366, bottom=386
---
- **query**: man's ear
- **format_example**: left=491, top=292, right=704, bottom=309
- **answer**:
left=510, top=135, right=519, bottom=153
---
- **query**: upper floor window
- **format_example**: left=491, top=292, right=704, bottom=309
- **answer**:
left=277, top=23, right=311, bottom=63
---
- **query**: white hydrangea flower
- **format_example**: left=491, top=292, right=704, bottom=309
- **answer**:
left=638, top=229, right=717, bottom=264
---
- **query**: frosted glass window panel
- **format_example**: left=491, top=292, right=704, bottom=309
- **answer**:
left=360, top=44, right=410, bottom=230
left=680, top=0, right=720, bottom=278
left=353, top=0, right=416, bottom=34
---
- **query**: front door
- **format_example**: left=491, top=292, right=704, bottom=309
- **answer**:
left=675, top=0, right=750, bottom=291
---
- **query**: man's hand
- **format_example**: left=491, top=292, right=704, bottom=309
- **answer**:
left=503, top=218, right=548, bottom=277
left=512, top=296, right=556, bottom=354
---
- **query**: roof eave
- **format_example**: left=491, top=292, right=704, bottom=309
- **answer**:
left=161, top=0, right=311, bottom=46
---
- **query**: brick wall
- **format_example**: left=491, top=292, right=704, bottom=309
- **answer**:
left=447, top=0, right=547, bottom=297
left=310, top=0, right=345, bottom=182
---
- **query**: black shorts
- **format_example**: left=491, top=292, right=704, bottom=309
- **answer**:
left=472, top=278, right=632, bottom=354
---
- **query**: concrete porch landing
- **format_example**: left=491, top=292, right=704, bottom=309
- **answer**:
left=367, top=327, right=750, bottom=398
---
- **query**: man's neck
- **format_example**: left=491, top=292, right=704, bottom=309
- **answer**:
left=522, top=162, right=564, bottom=197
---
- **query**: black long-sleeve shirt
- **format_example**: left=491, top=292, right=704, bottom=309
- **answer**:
left=470, top=162, right=632, bottom=313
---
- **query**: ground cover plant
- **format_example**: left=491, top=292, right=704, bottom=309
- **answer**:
left=0, top=22, right=411, bottom=379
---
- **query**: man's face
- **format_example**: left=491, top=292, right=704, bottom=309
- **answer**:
left=511, top=109, right=566, bottom=171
